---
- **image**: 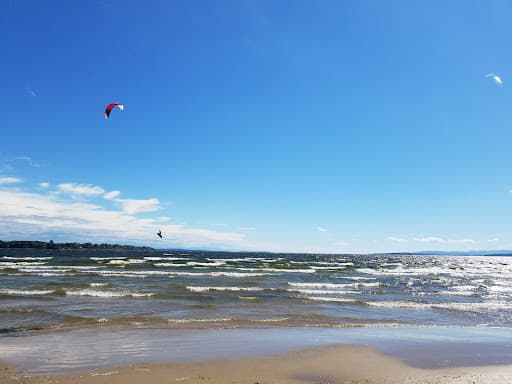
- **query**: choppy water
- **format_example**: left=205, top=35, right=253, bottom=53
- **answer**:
left=1, top=249, right=511, bottom=333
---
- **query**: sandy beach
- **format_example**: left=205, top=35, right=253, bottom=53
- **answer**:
left=1, top=250, right=511, bottom=384
left=2, top=344, right=512, bottom=384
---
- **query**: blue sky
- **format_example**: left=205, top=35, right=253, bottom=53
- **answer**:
left=1, top=0, right=512, bottom=253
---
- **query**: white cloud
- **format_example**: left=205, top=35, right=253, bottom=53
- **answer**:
left=487, top=238, right=499, bottom=243
left=58, top=183, right=105, bottom=196
left=0, top=177, right=22, bottom=185
left=104, top=190, right=121, bottom=200
left=114, top=197, right=160, bottom=214
left=39, top=182, right=49, bottom=188
left=316, top=226, right=328, bottom=232
left=102, top=190, right=160, bottom=214
left=387, top=236, right=408, bottom=243
left=239, top=227, right=256, bottom=231
left=0, top=189, right=246, bottom=248
left=413, top=236, right=476, bottom=244
left=485, top=73, right=503, bottom=85
left=413, top=236, right=445, bottom=243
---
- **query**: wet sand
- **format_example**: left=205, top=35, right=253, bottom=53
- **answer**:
left=3, top=325, right=512, bottom=374
left=2, top=344, right=512, bottom=384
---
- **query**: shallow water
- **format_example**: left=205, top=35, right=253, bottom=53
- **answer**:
left=1, top=326, right=511, bottom=374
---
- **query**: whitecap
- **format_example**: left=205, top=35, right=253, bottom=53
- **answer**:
left=0, top=289, right=54, bottom=295
left=365, top=300, right=512, bottom=312
left=237, top=267, right=314, bottom=274
left=1, top=256, right=53, bottom=261
left=304, top=296, right=356, bottom=303
left=186, top=286, right=265, bottom=292
left=170, top=271, right=274, bottom=277
left=288, top=288, right=360, bottom=295
left=65, top=289, right=155, bottom=298
left=186, top=261, right=227, bottom=267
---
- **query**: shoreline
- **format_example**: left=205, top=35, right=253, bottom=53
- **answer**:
left=1, top=325, right=512, bottom=378
left=2, top=344, right=512, bottom=384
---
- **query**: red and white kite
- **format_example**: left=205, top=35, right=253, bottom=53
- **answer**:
left=104, top=102, right=124, bottom=119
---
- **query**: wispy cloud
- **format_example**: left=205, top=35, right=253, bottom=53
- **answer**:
left=113, top=197, right=160, bottom=214
left=239, top=226, right=256, bottom=231
left=0, top=163, right=14, bottom=173
left=485, top=73, right=503, bottom=85
left=15, top=156, right=40, bottom=168
left=413, top=236, right=476, bottom=244
left=104, top=190, right=120, bottom=200
left=0, top=177, right=22, bottom=185
left=27, top=88, right=37, bottom=97
left=0, top=155, right=39, bottom=173
left=103, top=190, right=159, bottom=214
left=487, top=238, right=499, bottom=243
left=210, top=223, right=228, bottom=228
left=316, top=226, right=328, bottom=232
left=387, top=236, right=408, bottom=243
left=39, top=182, right=49, bottom=188
left=58, top=183, right=105, bottom=196
left=413, top=236, right=444, bottom=243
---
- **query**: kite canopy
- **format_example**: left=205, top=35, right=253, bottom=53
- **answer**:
left=104, top=102, right=124, bottom=119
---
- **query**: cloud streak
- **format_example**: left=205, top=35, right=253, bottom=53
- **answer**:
left=26, top=88, right=37, bottom=97
left=0, top=177, right=22, bottom=185
left=15, top=156, right=40, bottom=167
left=114, top=197, right=161, bottom=214
left=104, top=190, right=120, bottom=200
left=412, top=236, right=475, bottom=244
left=387, top=236, right=408, bottom=243
left=58, top=183, right=105, bottom=196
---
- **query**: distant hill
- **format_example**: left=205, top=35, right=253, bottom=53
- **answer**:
left=0, top=240, right=153, bottom=251
left=392, top=250, right=512, bottom=256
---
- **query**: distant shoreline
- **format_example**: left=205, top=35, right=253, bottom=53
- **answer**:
left=1, top=240, right=511, bottom=255
left=0, top=240, right=153, bottom=251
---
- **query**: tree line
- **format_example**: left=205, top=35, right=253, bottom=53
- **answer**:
left=0, top=240, right=153, bottom=250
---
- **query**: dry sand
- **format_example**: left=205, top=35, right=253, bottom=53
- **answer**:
left=1, top=344, right=511, bottom=384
